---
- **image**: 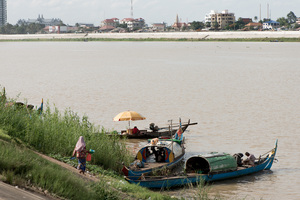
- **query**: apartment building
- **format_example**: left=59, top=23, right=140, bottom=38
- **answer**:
left=205, top=10, right=235, bottom=29
left=0, top=0, right=7, bottom=26
left=120, top=18, right=145, bottom=30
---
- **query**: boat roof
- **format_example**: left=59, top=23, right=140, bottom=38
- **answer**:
left=186, top=152, right=237, bottom=173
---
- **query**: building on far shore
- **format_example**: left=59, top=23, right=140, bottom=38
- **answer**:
left=245, top=22, right=262, bottom=30
left=0, top=0, right=7, bottom=27
left=101, top=18, right=119, bottom=28
left=205, top=10, right=235, bottom=30
left=172, top=14, right=187, bottom=30
left=296, top=18, right=300, bottom=25
left=18, top=14, right=62, bottom=26
left=241, top=18, right=252, bottom=24
left=263, top=20, right=280, bottom=30
left=152, top=23, right=166, bottom=32
left=43, top=26, right=78, bottom=34
left=120, top=18, right=145, bottom=31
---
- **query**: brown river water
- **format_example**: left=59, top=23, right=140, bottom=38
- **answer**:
left=1, top=41, right=299, bottom=199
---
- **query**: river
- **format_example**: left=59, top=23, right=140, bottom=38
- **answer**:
left=0, top=41, right=299, bottom=199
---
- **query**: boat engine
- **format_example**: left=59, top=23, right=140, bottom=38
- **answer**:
left=149, top=123, right=159, bottom=132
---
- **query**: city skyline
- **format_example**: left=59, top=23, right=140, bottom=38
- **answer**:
left=7, top=0, right=300, bottom=26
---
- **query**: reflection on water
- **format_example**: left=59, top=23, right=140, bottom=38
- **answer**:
left=1, top=42, right=300, bottom=200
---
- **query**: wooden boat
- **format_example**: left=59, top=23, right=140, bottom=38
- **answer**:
left=112, top=120, right=197, bottom=139
left=125, top=140, right=278, bottom=188
left=122, top=132, right=186, bottom=180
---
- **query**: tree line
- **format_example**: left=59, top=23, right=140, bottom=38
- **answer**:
left=0, top=11, right=298, bottom=34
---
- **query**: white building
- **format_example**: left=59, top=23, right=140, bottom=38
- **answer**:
left=152, top=23, right=166, bottom=32
left=205, top=10, right=235, bottom=29
left=263, top=20, right=280, bottom=30
left=18, top=15, right=62, bottom=26
left=120, top=18, right=145, bottom=30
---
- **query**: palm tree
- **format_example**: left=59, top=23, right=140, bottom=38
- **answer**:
left=254, top=16, right=258, bottom=22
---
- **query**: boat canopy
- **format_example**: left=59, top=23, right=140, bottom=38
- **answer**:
left=185, top=152, right=237, bottom=174
left=136, top=140, right=183, bottom=163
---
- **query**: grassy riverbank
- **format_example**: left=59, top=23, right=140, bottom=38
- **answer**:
left=0, top=133, right=173, bottom=200
left=0, top=90, right=173, bottom=199
left=0, top=96, right=132, bottom=172
left=0, top=89, right=222, bottom=199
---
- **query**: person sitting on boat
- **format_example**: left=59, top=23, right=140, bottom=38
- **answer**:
left=233, top=153, right=244, bottom=167
left=155, top=148, right=165, bottom=162
left=132, top=126, right=140, bottom=135
left=131, top=158, right=144, bottom=168
left=242, top=152, right=256, bottom=166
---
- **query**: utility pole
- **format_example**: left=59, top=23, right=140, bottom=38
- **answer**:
left=259, top=4, right=261, bottom=21
left=267, top=3, right=269, bottom=20
left=131, top=0, right=133, bottom=18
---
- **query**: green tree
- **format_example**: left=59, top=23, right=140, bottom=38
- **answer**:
left=1, top=23, right=14, bottom=34
left=212, top=21, right=219, bottom=30
left=205, top=22, right=211, bottom=28
left=254, top=16, right=258, bottom=22
left=287, top=11, right=297, bottom=24
left=277, top=17, right=288, bottom=27
left=16, top=24, right=26, bottom=34
left=118, top=23, right=128, bottom=29
left=59, top=20, right=66, bottom=26
left=190, top=21, right=204, bottom=30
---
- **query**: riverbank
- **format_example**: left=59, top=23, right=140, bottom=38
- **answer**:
left=0, top=31, right=300, bottom=42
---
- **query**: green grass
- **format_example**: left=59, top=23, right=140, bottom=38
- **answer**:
left=0, top=88, right=225, bottom=199
left=0, top=94, right=133, bottom=172
left=0, top=134, right=173, bottom=200
left=0, top=140, right=101, bottom=199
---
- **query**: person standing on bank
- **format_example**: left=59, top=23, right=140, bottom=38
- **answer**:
left=72, top=136, right=89, bottom=174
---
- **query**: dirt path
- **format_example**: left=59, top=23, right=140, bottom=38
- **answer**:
left=34, top=152, right=132, bottom=199
left=0, top=139, right=133, bottom=200
left=35, top=152, right=100, bottom=183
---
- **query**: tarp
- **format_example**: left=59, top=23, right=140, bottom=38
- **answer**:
left=185, top=152, right=237, bottom=173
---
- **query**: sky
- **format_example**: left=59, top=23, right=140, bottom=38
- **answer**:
left=7, top=0, right=300, bottom=26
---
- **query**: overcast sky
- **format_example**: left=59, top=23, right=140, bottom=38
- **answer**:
left=7, top=0, right=300, bottom=26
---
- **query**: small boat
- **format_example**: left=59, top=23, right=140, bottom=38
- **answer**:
left=125, top=140, right=278, bottom=188
left=122, top=128, right=186, bottom=180
left=112, top=120, right=197, bottom=139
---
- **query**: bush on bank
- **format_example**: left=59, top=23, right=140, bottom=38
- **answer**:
left=0, top=140, right=102, bottom=200
left=0, top=90, right=133, bottom=172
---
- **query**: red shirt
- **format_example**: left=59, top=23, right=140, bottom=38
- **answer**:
left=132, top=127, right=139, bottom=134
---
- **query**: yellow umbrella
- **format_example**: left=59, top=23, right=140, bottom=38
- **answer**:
left=113, top=111, right=146, bottom=128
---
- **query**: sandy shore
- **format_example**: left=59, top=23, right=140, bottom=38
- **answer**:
left=0, top=31, right=299, bottom=40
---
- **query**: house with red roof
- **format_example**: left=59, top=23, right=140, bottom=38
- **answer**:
left=101, top=18, right=119, bottom=28
left=245, top=22, right=262, bottom=30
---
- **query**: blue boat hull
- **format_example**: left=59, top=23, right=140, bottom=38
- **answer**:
left=125, top=140, right=278, bottom=188
left=125, top=153, right=185, bottom=180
